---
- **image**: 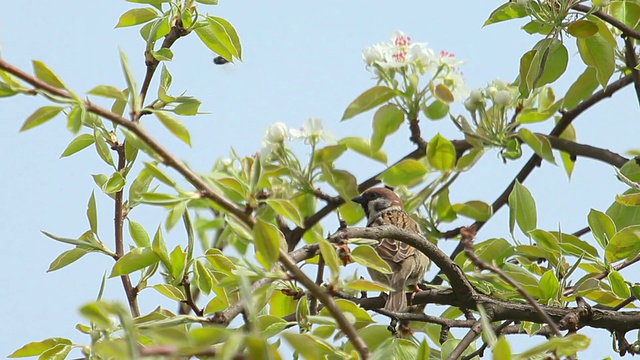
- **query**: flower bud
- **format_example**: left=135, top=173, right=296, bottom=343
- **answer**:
left=265, top=122, right=288, bottom=143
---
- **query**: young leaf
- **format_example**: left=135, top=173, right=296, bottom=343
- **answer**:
left=318, top=238, right=341, bottom=277
left=9, top=338, right=72, bottom=357
left=508, top=181, right=537, bottom=235
left=155, top=111, right=191, bottom=145
left=103, top=171, right=126, bottom=193
left=19, top=106, right=64, bottom=132
left=87, top=191, right=98, bottom=234
left=341, top=86, right=395, bottom=120
left=427, top=133, right=456, bottom=171
left=539, top=270, right=560, bottom=301
left=207, top=16, right=242, bottom=60
left=567, top=20, right=598, bottom=38
left=144, top=162, right=176, bottom=187
left=93, top=127, right=114, bottom=167
left=109, top=247, right=160, bottom=277
left=351, top=245, right=392, bottom=274
left=194, top=20, right=234, bottom=62
left=563, top=67, right=598, bottom=111
left=577, top=17, right=615, bottom=87
left=339, top=137, right=387, bottom=163
left=452, top=201, right=492, bottom=222
left=47, top=248, right=90, bottom=272
left=608, top=270, right=631, bottom=299
left=119, top=48, right=140, bottom=112
left=152, top=226, right=172, bottom=272
left=115, top=7, right=158, bottom=28
left=60, top=133, right=95, bottom=158
left=87, top=85, right=127, bottom=100
left=371, top=104, right=404, bottom=151
left=484, top=2, right=527, bottom=26
left=605, top=225, right=640, bottom=263
left=253, top=218, right=283, bottom=268
left=32, top=60, right=66, bottom=89
left=264, top=199, right=304, bottom=228
left=588, top=208, right=616, bottom=249
left=128, top=219, right=151, bottom=247
left=377, top=159, right=427, bottom=187
left=517, top=128, right=556, bottom=164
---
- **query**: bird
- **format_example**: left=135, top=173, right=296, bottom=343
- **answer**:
left=352, top=187, right=429, bottom=313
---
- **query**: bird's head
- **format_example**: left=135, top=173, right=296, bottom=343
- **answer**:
left=352, top=187, right=404, bottom=222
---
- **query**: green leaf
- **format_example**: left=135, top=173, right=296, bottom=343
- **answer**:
left=152, top=226, right=172, bottom=271
left=539, top=270, right=560, bottom=301
left=19, top=106, right=64, bottom=132
left=109, top=247, right=160, bottom=277
left=588, top=208, right=616, bottom=249
left=608, top=1, right=640, bottom=28
left=605, top=225, right=640, bottom=263
left=377, top=159, right=428, bottom=187
left=253, top=218, right=282, bottom=268
left=155, top=111, right=191, bottom=146
left=207, top=16, right=242, bottom=60
left=47, top=248, right=90, bottom=272
left=66, top=105, right=84, bottom=133
left=427, top=133, right=456, bottom=171
left=616, top=192, right=640, bottom=206
left=60, top=133, right=95, bottom=158
left=524, top=39, right=568, bottom=94
left=88, top=85, right=127, bottom=100
left=172, top=97, right=202, bottom=115
left=264, top=199, right=304, bottom=228
left=140, top=192, right=182, bottom=205
left=32, top=60, right=65, bottom=89
left=493, top=336, right=512, bottom=359
left=484, top=2, right=528, bottom=26
left=153, top=48, right=174, bottom=61
left=508, top=181, right=537, bottom=235
left=152, top=284, right=185, bottom=301
left=115, top=7, right=158, bottom=27
left=516, top=108, right=554, bottom=124
left=341, top=86, right=395, bottom=120
left=87, top=191, right=98, bottom=234
left=119, top=48, right=140, bottom=112
left=339, top=137, right=387, bottom=163
left=103, top=171, right=126, bottom=193
left=567, top=20, right=599, bottom=38
left=608, top=270, right=631, bottom=299
left=422, top=99, right=449, bottom=120
left=128, top=220, right=151, bottom=248
left=452, top=201, right=492, bottom=221
left=9, top=338, right=72, bottom=357
left=312, top=144, right=347, bottom=165
left=558, top=123, right=576, bottom=179
left=563, top=67, right=598, bottom=111
left=194, top=260, right=214, bottom=295
left=94, top=127, right=114, bottom=167
left=351, top=245, right=392, bottom=274
left=144, top=162, right=176, bottom=187
left=577, top=17, right=615, bottom=87
left=371, top=104, right=404, bottom=151
left=517, top=128, right=556, bottom=164
left=606, top=189, right=640, bottom=230
left=345, top=278, right=394, bottom=292
left=318, top=238, right=341, bottom=277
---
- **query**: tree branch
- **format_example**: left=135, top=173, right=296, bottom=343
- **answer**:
left=278, top=248, right=370, bottom=359
left=0, top=58, right=255, bottom=228
left=114, top=144, right=140, bottom=317
left=623, top=35, right=640, bottom=110
left=448, top=321, right=482, bottom=360
left=547, top=135, right=629, bottom=168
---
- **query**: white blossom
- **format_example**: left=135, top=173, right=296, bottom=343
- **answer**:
left=264, top=122, right=289, bottom=143
left=493, top=90, right=512, bottom=107
left=290, top=118, right=336, bottom=144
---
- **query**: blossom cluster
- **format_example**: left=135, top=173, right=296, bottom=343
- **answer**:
left=464, top=79, right=518, bottom=112
left=262, top=118, right=335, bottom=155
left=362, top=31, right=468, bottom=102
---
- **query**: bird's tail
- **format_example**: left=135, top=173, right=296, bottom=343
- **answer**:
left=385, top=274, right=407, bottom=312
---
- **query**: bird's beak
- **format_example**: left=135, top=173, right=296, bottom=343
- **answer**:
left=351, top=195, right=366, bottom=204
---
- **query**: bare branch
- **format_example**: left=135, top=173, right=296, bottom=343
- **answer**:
left=547, top=135, right=629, bottom=168
left=623, top=35, right=640, bottom=110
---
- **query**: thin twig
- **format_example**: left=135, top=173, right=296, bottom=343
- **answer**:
left=0, top=58, right=255, bottom=228
left=623, top=35, right=640, bottom=110
left=114, top=144, right=140, bottom=317
left=447, top=321, right=482, bottom=360
left=461, top=229, right=562, bottom=337
left=182, top=276, right=203, bottom=316
left=278, top=248, right=370, bottom=359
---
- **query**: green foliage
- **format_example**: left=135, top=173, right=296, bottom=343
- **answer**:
left=9, top=1, right=640, bottom=359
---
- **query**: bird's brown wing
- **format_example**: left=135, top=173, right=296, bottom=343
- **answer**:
left=374, top=210, right=421, bottom=264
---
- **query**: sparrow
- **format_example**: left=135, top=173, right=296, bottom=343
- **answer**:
left=352, top=187, right=429, bottom=313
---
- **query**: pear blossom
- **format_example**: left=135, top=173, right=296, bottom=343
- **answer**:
left=438, top=51, right=464, bottom=68
left=290, top=118, right=336, bottom=145
left=264, top=122, right=289, bottom=144
left=493, top=90, right=512, bottom=107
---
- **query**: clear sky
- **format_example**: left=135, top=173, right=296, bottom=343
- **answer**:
left=1, top=1, right=637, bottom=358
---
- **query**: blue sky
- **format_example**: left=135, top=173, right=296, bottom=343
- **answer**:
left=1, top=1, right=637, bottom=358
